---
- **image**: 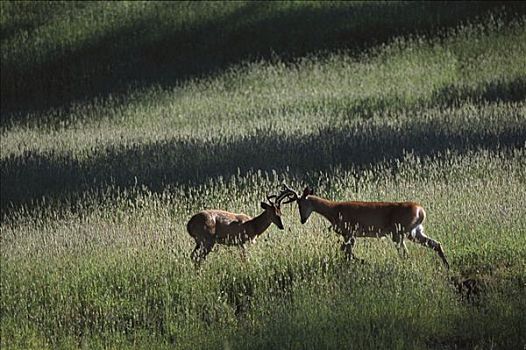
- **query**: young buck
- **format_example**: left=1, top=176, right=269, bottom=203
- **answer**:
left=187, top=194, right=286, bottom=265
left=278, top=184, right=449, bottom=269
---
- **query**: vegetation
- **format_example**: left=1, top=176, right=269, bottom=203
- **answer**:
left=1, top=1, right=525, bottom=349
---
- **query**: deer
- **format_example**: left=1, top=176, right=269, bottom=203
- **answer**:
left=278, top=184, right=449, bottom=269
left=187, top=193, right=288, bottom=265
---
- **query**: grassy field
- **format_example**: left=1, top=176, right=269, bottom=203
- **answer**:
left=1, top=1, right=526, bottom=349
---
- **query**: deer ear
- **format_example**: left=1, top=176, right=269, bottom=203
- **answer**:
left=261, top=202, right=270, bottom=210
left=303, top=187, right=313, bottom=197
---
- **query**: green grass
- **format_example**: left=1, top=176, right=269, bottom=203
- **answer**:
left=1, top=1, right=526, bottom=349
left=2, top=1, right=525, bottom=118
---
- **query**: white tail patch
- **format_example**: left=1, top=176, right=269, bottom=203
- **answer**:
left=410, top=224, right=424, bottom=240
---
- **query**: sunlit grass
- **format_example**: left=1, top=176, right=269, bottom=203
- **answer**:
left=2, top=152, right=525, bottom=348
left=1, top=2, right=525, bottom=349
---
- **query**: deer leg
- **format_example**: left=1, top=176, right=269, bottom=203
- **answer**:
left=191, top=242, right=202, bottom=262
left=392, top=232, right=409, bottom=258
left=409, top=225, right=449, bottom=270
left=239, top=244, right=249, bottom=262
left=200, top=241, right=214, bottom=261
left=190, top=240, right=204, bottom=262
left=191, top=239, right=214, bottom=267
left=340, top=235, right=358, bottom=261
left=191, top=242, right=205, bottom=269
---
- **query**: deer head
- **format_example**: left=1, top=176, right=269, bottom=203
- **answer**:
left=261, top=193, right=285, bottom=230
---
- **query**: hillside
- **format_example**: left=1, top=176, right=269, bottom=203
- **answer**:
left=1, top=2, right=525, bottom=349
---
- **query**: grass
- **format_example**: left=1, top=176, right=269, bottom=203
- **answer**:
left=2, top=1, right=525, bottom=118
left=1, top=1, right=526, bottom=349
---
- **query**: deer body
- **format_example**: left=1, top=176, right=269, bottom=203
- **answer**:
left=308, top=196, right=424, bottom=237
left=187, top=200, right=284, bottom=264
left=280, top=185, right=449, bottom=269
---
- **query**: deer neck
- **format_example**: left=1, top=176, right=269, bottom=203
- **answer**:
left=309, top=196, right=338, bottom=225
left=244, top=211, right=272, bottom=238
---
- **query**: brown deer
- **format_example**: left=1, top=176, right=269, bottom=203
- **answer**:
left=278, top=184, right=449, bottom=269
left=187, top=193, right=287, bottom=265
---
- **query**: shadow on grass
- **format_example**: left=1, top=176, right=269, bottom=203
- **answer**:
left=2, top=100, right=524, bottom=218
left=224, top=259, right=526, bottom=349
left=433, top=76, right=526, bottom=105
left=0, top=2, right=95, bottom=42
left=2, top=1, right=525, bottom=125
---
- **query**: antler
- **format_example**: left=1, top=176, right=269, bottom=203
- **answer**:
left=276, top=183, right=299, bottom=205
left=265, top=184, right=300, bottom=208
left=267, top=194, right=278, bottom=206
left=267, top=184, right=299, bottom=207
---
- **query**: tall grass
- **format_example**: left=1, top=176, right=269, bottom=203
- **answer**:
left=2, top=156, right=525, bottom=348
left=1, top=2, right=525, bottom=349
left=2, top=1, right=525, bottom=117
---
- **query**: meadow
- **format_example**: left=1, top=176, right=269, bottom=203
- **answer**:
left=1, top=1, right=526, bottom=349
